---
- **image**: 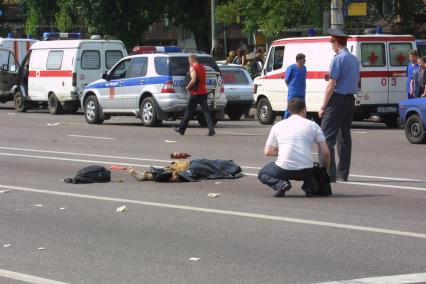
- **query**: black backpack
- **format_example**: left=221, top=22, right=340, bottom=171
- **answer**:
left=311, top=163, right=332, bottom=196
left=64, top=165, right=111, bottom=184
left=183, top=71, right=199, bottom=91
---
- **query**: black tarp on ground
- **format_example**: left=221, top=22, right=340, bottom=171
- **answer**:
left=178, top=159, right=243, bottom=182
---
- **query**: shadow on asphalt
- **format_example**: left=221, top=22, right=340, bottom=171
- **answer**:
left=282, top=194, right=390, bottom=198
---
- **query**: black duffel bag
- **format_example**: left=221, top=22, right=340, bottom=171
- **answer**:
left=311, top=162, right=332, bottom=196
left=64, top=165, right=111, bottom=184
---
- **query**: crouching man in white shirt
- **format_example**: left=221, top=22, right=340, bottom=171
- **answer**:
left=258, top=98, right=331, bottom=197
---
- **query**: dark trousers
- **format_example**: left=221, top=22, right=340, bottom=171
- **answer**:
left=320, top=93, right=355, bottom=179
left=258, top=162, right=313, bottom=193
left=179, top=94, right=214, bottom=133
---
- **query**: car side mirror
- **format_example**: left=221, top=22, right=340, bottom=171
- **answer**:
left=101, top=71, right=109, bottom=80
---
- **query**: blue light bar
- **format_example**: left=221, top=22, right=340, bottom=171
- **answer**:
left=158, top=46, right=182, bottom=53
left=43, top=32, right=81, bottom=40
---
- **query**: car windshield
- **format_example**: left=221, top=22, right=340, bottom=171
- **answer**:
left=221, top=69, right=249, bottom=85
left=155, top=56, right=220, bottom=76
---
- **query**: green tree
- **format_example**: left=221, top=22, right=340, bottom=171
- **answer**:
left=19, top=0, right=58, bottom=37
left=55, top=0, right=74, bottom=32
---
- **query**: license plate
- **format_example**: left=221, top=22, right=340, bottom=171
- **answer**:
left=377, top=106, right=397, bottom=113
left=228, top=95, right=241, bottom=100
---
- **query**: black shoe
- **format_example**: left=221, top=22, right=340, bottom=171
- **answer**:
left=336, top=176, right=348, bottom=182
left=274, top=182, right=291, bottom=197
left=305, top=191, right=314, bottom=197
left=207, top=130, right=216, bottom=136
left=174, top=127, right=184, bottom=135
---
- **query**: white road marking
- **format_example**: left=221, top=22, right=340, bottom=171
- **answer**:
left=2, top=184, right=426, bottom=240
left=0, top=268, right=69, bottom=284
left=67, top=135, right=113, bottom=140
left=0, top=146, right=425, bottom=191
left=216, top=131, right=260, bottom=136
left=315, top=272, right=426, bottom=284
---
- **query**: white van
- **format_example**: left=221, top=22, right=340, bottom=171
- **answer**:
left=12, top=33, right=127, bottom=114
left=253, top=34, right=416, bottom=127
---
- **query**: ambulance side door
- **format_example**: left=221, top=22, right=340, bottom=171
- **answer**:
left=99, top=58, right=131, bottom=110
left=262, top=45, right=286, bottom=111
left=387, top=42, right=412, bottom=104
left=358, top=42, right=388, bottom=107
left=28, top=49, right=48, bottom=100
left=0, top=49, right=19, bottom=97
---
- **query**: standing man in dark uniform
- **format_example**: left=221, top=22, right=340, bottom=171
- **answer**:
left=175, top=54, right=215, bottom=136
left=318, top=29, right=360, bottom=182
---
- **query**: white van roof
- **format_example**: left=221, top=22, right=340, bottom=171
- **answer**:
left=272, top=34, right=415, bottom=46
left=30, top=39, right=125, bottom=50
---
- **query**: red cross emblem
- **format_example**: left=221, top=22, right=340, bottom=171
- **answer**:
left=396, top=53, right=406, bottom=65
left=368, top=52, right=378, bottom=64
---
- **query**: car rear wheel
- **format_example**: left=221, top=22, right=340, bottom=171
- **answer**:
left=14, top=91, right=28, bottom=112
left=84, top=95, right=103, bottom=124
left=405, top=115, right=426, bottom=144
left=141, top=97, right=162, bottom=127
left=257, top=97, right=276, bottom=125
left=48, top=93, right=63, bottom=114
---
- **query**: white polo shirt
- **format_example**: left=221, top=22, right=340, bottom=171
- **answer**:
left=265, top=115, right=325, bottom=170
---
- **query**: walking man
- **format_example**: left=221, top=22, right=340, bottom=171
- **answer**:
left=258, top=98, right=330, bottom=197
left=318, top=29, right=360, bottom=182
left=407, top=50, right=419, bottom=99
left=175, top=54, right=215, bottom=136
left=283, top=53, right=307, bottom=119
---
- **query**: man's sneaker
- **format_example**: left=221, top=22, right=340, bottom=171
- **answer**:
left=174, top=128, right=184, bottom=135
left=336, top=176, right=348, bottom=182
left=207, top=130, right=216, bottom=136
left=274, top=181, right=291, bottom=197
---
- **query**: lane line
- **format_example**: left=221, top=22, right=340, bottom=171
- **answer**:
left=2, top=184, right=426, bottom=240
left=0, top=151, right=426, bottom=192
left=0, top=268, right=69, bottom=284
left=216, top=131, right=261, bottom=136
left=67, top=135, right=113, bottom=140
left=1, top=146, right=424, bottom=183
left=315, top=272, right=426, bottom=284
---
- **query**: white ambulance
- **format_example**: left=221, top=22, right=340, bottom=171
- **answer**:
left=253, top=34, right=416, bottom=127
left=12, top=33, right=127, bottom=114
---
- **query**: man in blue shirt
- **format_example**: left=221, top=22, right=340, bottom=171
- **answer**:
left=318, top=29, right=360, bottom=182
left=406, top=50, right=419, bottom=99
left=283, top=53, right=307, bottom=119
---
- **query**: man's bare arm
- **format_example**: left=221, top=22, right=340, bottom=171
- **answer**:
left=264, top=145, right=279, bottom=156
left=318, top=141, right=330, bottom=171
left=319, top=79, right=336, bottom=118
left=186, top=67, right=197, bottom=91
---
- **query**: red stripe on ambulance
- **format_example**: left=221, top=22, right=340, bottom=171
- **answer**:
left=29, top=70, right=73, bottom=77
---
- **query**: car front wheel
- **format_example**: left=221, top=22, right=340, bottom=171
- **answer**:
left=141, top=97, right=162, bottom=127
left=405, top=114, right=426, bottom=144
left=48, top=93, right=63, bottom=114
left=257, top=98, right=276, bottom=125
left=14, top=91, right=28, bottom=112
left=84, top=95, right=103, bottom=124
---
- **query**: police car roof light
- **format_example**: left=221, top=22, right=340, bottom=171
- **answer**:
left=7, top=32, right=13, bottom=38
left=132, top=45, right=182, bottom=54
left=43, top=32, right=81, bottom=40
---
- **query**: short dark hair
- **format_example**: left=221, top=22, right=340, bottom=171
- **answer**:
left=288, top=98, right=306, bottom=115
left=409, top=50, right=419, bottom=57
left=296, top=53, right=305, bottom=62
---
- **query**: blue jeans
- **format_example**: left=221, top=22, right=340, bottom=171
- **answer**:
left=258, top=162, right=313, bottom=193
left=283, top=95, right=305, bottom=119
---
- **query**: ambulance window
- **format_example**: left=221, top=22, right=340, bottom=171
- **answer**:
left=105, top=50, right=124, bottom=69
left=46, top=51, right=63, bottom=70
left=266, top=46, right=285, bottom=72
left=389, top=43, right=411, bottom=67
left=110, top=59, right=131, bottom=80
left=361, top=43, right=385, bottom=67
left=127, top=57, right=148, bottom=78
left=81, top=50, right=100, bottom=70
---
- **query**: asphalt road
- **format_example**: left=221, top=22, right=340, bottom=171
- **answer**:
left=0, top=103, right=425, bottom=284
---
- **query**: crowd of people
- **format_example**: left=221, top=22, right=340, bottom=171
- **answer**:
left=225, top=47, right=266, bottom=79
left=407, top=50, right=426, bottom=99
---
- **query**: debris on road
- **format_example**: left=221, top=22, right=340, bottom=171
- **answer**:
left=64, top=165, right=111, bottom=184
left=35, top=204, right=43, bottom=207
left=189, top=257, right=200, bottom=261
left=59, top=207, right=66, bottom=210
left=0, top=189, right=11, bottom=194
left=110, top=165, right=128, bottom=171
left=170, top=152, right=191, bottom=159
left=47, top=122, right=61, bottom=126
left=207, top=193, right=221, bottom=198
left=3, top=244, right=11, bottom=248
left=214, top=182, right=222, bottom=185
left=116, top=206, right=128, bottom=212
left=164, top=140, right=176, bottom=143
left=37, top=247, right=45, bottom=250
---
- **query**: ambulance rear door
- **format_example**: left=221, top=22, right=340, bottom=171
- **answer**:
left=262, top=45, right=286, bottom=111
left=387, top=41, right=412, bottom=105
left=359, top=41, right=388, bottom=109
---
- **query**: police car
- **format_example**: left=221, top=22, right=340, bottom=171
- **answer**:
left=82, top=46, right=226, bottom=127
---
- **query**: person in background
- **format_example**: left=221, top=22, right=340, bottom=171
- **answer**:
left=232, top=49, right=246, bottom=66
left=245, top=52, right=261, bottom=79
left=407, top=50, right=419, bottom=99
left=283, top=53, right=307, bottom=119
left=226, top=50, right=236, bottom=64
left=258, top=98, right=330, bottom=197
left=411, top=56, right=426, bottom=98
left=255, top=48, right=265, bottom=71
